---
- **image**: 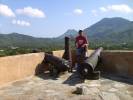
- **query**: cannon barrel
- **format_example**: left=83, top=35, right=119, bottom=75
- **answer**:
left=82, top=47, right=103, bottom=71
left=80, top=47, right=103, bottom=79
left=63, top=37, right=72, bottom=72
left=45, top=53, right=70, bottom=74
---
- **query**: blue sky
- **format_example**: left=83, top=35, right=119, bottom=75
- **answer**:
left=0, top=0, right=133, bottom=37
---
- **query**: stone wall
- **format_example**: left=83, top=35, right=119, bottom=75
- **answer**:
left=101, top=50, right=133, bottom=77
left=52, top=50, right=65, bottom=58
left=0, top=53, right=45, bottom=86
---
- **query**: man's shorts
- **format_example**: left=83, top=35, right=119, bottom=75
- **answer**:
left=76, top=47, right=85, bottom=56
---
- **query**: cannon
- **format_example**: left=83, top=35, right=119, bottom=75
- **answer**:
left=63, top=37, right=72, bottom=72
left=44, top=53, right=70, bottom=76
left=79, top=47, right=103, bottom=79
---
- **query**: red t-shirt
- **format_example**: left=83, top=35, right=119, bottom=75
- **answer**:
left=75, top=35, right=88, bottom=48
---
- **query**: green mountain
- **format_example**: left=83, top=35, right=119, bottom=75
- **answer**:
left=0, top=33, right=63, bottom=48
left=84, top=17, right=132, bottom=37
left=84, top=17, right=133, bottom=43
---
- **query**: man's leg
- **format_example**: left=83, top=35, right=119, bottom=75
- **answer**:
left=76, top=48, right=85, bottom=74
left=76, top=48, right=82, bottom=72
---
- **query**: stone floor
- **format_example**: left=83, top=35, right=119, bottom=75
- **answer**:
left=0, top=72, right=133, bottom=100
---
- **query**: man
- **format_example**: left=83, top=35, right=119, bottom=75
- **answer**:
left=75, top=30, right=88, bottom=57
left=75, top=30, right=89, bottom=73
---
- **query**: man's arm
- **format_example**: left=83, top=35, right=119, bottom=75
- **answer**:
left=81, top=36, right=89, bottom=47
left=84, top=36, right=89, bottom=52
left=85, top=36, right=89, bottom=45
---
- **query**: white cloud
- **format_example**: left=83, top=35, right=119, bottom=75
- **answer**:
left=73, top=9, right=83, bottom=15
left=100, top=7, right=108, bottom=12
left=100, top=4, right=133, bottom=13
left=12, top=19, right=31, bottom=27
left=108, top=4, right=133, bottom=13
left=0, top=4, right=15, bottom=17
left=16, top=7, right=46, bottom=18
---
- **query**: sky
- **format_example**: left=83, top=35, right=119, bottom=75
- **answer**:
left=0, top=0, right=133, bottom=38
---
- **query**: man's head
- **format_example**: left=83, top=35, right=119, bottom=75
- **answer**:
left=78, top=30, right=83, bottom=36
